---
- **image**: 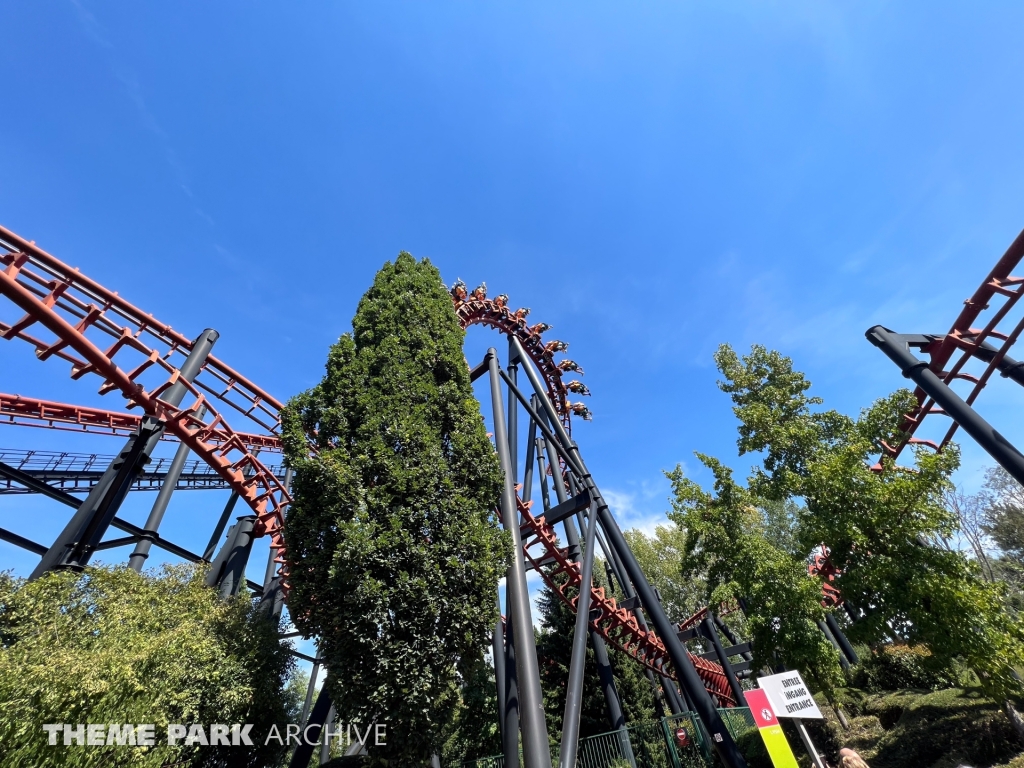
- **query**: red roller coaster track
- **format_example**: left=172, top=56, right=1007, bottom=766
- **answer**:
left=886, top=228, right=1024, bottom=461
left=0, top=391, right=282, bottom=451
left=0, top=225, right=732, bottom=703
left=809, top=228, right=1024, bottom=607
left=0, top=225, right=291, bottom=586
left=453, top=289, right=736, bottom=705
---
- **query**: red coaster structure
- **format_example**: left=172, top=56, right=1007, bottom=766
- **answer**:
left=0, top=225, right=755, bottom=768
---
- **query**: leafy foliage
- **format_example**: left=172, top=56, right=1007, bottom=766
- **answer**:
left=0, top=565, right=292, bottom=768
left=666, top=459, right=844, bottom=695
left=980, top=467, right=1024, bottom=614
left=712, top=343, right=1024, bottom=704
left=622, top=525, right=705, bottom=625
left=442, top=653, right=501, bottom=763
left=820, top=686, right=1024, bottom=768
left=983, top=466, right=1024, bottom=559
left=849, top=644, right=967, bottom=693
left=281, top=253, right=509, bottom=764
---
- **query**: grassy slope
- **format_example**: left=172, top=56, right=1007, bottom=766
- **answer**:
left=790, top=687, right=1024, bottom=768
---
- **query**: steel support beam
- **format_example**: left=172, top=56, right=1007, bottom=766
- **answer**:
left=30, top=328, right=219, bottom=579
left=818, top=620, right=850, bottom=672
left=508, top=336, right=748, bottom=768
left=0, top=460, right=81, bottom=506
left=492, top=592, right=509, bottom=749
left=539, top=418, right=629, bottom=730
left=290, top=686, right=333, bottom=768
left=559, top=500, right=600, bottom=768
left=825, top=613, right=859, bottom=664
left=502, top=603, right=521, bottom=768
left=704, top=615, right=745, bottom=704
left=867, top=325, right=1024, bottom=487
left=206, top=516, right=257, bottom=599
left=0, top=527, right=47, bottom=555
left=128, top=409, right=203, bottom=571
left=487, top=349, right=551, bottom=768
left=542, top=408, right=672, bottom=721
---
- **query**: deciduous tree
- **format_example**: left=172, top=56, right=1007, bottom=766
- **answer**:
left=666, top=460, right=843, bottom=695
left=0, top=564, right=292, bottom=768
left=713, top=343, right=1024, bottom=732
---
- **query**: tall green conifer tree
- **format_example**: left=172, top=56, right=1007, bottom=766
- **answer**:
left=281, top=254, right=508, bottom=764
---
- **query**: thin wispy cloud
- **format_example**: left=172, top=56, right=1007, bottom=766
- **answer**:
left=68, top=0, right=209, bottom=225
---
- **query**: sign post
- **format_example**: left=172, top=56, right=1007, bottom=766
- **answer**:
left=743, top=689, right=799, bottom=768
left=756, top=671, right=828, bottom=768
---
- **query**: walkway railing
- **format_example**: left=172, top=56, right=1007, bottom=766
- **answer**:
left=451, top=708, right=765, bottom=768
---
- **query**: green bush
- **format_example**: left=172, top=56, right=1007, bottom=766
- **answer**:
left=734, top=728, right=774, bottom=768
left=818, top=686, right=1023, bottom=768
left=851, top=644, right=966, bottom=692
left=0, top=565, right=293, bottom=768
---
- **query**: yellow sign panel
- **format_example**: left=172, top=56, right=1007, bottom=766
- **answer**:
left=744, top=689, right=800, bottom=768
left=758, top=724, right=799, bottom=768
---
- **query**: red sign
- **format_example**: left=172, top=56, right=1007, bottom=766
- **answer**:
left=744, top=688, right=780, bottom=727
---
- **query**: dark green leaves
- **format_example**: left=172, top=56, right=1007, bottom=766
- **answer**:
left=282, top=253, right=509, bottom=764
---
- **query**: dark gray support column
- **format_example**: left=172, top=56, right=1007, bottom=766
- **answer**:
left=843, top=602, right=859, bottom=623
left=867, top=325, right=1024, bottom=487
left=590, top=628, right=626, bottom=727
left=559, top=502, right=600, bottom=768
left=508, top=338, right=747, bottom=768
left=300, top=655, right=322, bottom=728
left=30, top=329, right=219, bottom=580
left=128, top=407, right=205, bottom=572
left=536, top=438, right=552, bottom=511
left=259, top=467, right=293, bottom=621
left=818, top=620, right=850, bottom=672
left=508, top=338, right=519, bottom=482
left=825, top=613, right=859, bottom=664
left=488, top=349, right=551, bottom=768
left=557, top=490, right=628, bottom=731
left=0, top=461, right=82, bottom=507
left=320, top=703, right=337, bottom=764
left=503, top=600, right=521, bottom=768
left=539, top=410, right=671, bottom=720
left=522, top=413, right=538, bottom=504
left=290, top=686, right=332, bottom=768
left=203, top=490, right=243, bottom=562
left=492, top=592, right=509, bottom=747
left=660, top=669, right=686, bottom=715
left=205, top=515, right=256, bottom=599
left=704, top=615, right=745, bottom=704
left=714, top=615, right=753, bottom=663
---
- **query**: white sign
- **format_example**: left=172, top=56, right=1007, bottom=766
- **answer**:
left=756, top=671, right=823, bottom=719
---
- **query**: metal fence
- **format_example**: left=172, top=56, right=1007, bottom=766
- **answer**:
left=451, top=707, right=766, bottom=768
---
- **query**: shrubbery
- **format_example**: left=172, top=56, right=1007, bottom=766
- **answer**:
left=0, top=564, right=293, bottom=768
left=850, top=644, right=968, bottom=693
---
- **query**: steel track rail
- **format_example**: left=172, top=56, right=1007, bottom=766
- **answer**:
left=0, top=233, right=291, bottom=589
left=887, top=228, right=1024, bottom=460
left=454, top=286, right=735, bottom=705
left=0, top=392, right=282, bottom=451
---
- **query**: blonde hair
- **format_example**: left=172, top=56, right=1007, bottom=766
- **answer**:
left=840, top=755, right=870, bottom=768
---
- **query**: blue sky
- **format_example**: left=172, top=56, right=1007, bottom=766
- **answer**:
left=2, top=2, right=1024, bottom=664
